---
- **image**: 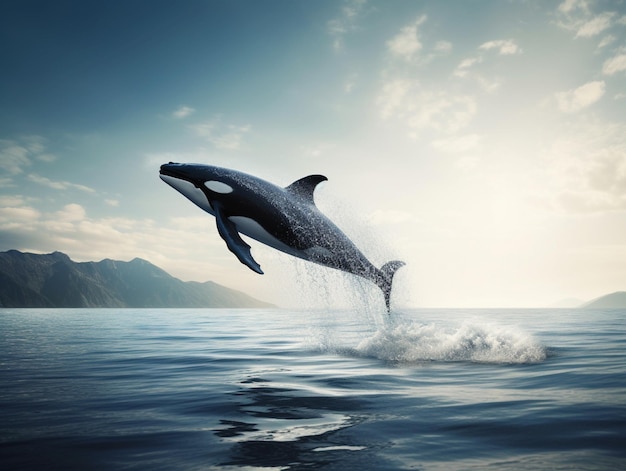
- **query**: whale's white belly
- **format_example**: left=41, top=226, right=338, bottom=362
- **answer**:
left=160, top=175, right=214, bottom=215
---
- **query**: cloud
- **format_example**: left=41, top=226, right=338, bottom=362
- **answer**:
left=409, top=93, right=477, bottom=135
left=454, top=39, right=520, bottom=85
left=555, top=80, right=606, bottom=113
left=575, top=12, right=615, bottom=37
left=0, top=136, right=57, bottom=179
left=386, top=15, right=427, bottom=61
left=0, top=199, right=122, bottom=258
left=556, top=0, right=589, bottom=26
left=0, top=195, right=30, bottom=206
left=0, top=198, right=231, bottom=284
left=0, top=205, right=41, bottom=222
left=36, top=153, right=57, bottom=163
left=327, top=0, right=367, bottom=51
left=56, top=203, right=86, bottom=222
left=597, top=34, right=616, bottom=49
left=172, top=105, right=195, bottom=119
left=602, top=52, right=626, bottom=75
left=377, top=79, right=411, bottom=120
left=555, top=1, right=620, bottom=41
left=434, top=40, right=452, bottom=53
left=27, top=174, right=96, bottom=193
left=479, top=39, right=522, bottom=55
left=453, top=57, right=482, bottom=77
left=558, top=0, right=589, bottom=14
left=539, top=119, right=626, bottom=213
left=0, top=140, right=31, bottom=175
left=377, top=80, right=477, bottom=135
left=343, top=72, right=360, bottom=93
left=189, top=119, right=251, bottom=150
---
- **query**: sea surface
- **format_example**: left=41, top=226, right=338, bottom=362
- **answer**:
left=1, top=307, right=624, bottom=470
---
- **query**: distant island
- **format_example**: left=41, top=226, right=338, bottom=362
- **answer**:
left=0, top=250, right=274, bottom=308
left=579, top=291, right=626, bottom=309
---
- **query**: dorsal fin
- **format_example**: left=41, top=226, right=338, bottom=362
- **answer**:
left=285, top=174, right=328, bottom=204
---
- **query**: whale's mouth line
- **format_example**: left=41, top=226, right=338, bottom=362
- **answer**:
left=159, top=163, right=188, bottom=180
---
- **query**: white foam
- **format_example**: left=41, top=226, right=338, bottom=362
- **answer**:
left=353, top=320, right=547, bottom=364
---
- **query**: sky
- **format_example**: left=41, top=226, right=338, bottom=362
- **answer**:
left=1, top=0, right=625, bottom=308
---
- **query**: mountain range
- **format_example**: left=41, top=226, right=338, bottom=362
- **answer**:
left=0, top=250, right=273, bottom=308
left=579, top=291, right=626, bottom=309
left=0, top=249, right=623, bottom=309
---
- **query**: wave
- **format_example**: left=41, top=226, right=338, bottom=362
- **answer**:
left=311, top=318, right=547, bottom=365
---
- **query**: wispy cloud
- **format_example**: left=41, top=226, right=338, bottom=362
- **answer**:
left=556, top=0, right=590, bottom=28
left=597, top=34, right=616, bottom=49
left=602, top=52, right=626, bottom=75
left=55, top=203, right=86, bottom=222
left=327, top=0, right=367, bottom=51
left=558, top=0, right=589, bottom=14
left=385, top=16, right=452, bottom=66
left=386, top=15, right=427, bottom=61
left=575, top=12, right=616, bottom=37
left=172, top=105, right=195, bottom=119
left=189, top=119, right=251, bottom=150
left=434, top=40, right=452, bottom=54
left=0, top=136, right=56, bottom=178
left=479, top=39, right=522, bottom=55
left=27, top=174, right=96, bottom=193
left=344, top=73, right=358, bottom=93
left=377, top=79, right=411, bottom=120
left=453, top=39, right=521, bottom=86
left=0, top=140, right=31, bottom=175
left=555, top=80, right=605, bottom=113
left=453, top=57, right=482, bottom=78
left=556, top=1, right=620, bottom=41
left=538, top=119, right=626, bottom=213
left=0, top=204, right=41, bottom=222
left=377, top=79, right=476, bottom=135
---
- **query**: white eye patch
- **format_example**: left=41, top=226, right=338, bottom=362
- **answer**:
left=204, top=180, right=234, bottom=194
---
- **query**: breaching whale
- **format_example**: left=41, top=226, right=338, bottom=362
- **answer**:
left=159, top=163, right=405, bottom=311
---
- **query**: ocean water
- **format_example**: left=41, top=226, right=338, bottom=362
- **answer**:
left=0, top=307, right=624, bottom=470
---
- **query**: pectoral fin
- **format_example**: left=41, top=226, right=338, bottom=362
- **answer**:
left=213, top=202, right=263, bottom=274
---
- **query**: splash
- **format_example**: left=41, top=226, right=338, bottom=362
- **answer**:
left=309, top=317, right=547, bottom=365
left=356, top=320, right=546, bottom=364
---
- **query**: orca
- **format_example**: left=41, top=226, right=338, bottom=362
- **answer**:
left=159, top=163, right=405, bottom=311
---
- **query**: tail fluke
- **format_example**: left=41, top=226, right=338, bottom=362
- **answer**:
left=376, top=261, right=405, bottom=313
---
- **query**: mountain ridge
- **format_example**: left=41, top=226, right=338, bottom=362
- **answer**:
left=0, top=250, right=273, bottom=308
left=580, top=291, right=626, bottom=309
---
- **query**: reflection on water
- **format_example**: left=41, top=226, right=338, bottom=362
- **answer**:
left=215, top=374, right=369, bottom=469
